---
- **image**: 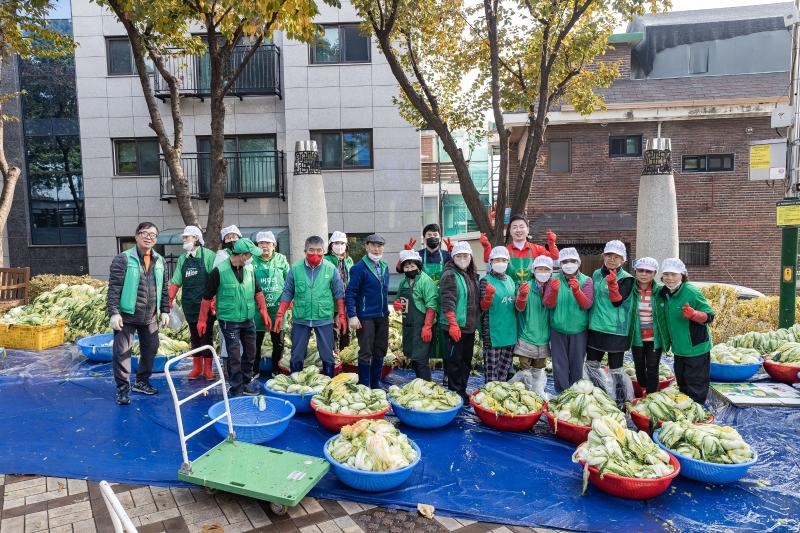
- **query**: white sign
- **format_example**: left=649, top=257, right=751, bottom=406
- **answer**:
left=771, top=105, right=794, bottom=128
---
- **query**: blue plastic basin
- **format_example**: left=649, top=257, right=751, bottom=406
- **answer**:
left=323, top=435, right=421, bottom=492
left=262, top=385, right=316, bottom=414
left=653, top=429, right=757, bottom=484
left=389, top=398, right=463, bottom=429
left=259, top=357, right=273, bottom=373
left=710, top=360, right=763, bottom=382
left=77, top=333, right=118, bottom=362
left=208, top=396, right=295, bottom=444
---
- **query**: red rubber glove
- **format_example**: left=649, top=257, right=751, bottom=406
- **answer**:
left=546, top=228, right=559, bottom=260
left=568, top=278, right=592, bottom=309
left=683, top=303, right=708, bottom=323
left=605, top=269, right=622, bottom=303
left=445, top=311, right=461, bottom=342
left=543, top=278, right=559, bottom=307
left=404, top=237, right=416, bottom=250
left=546, top=229, right=557, bottom=243
left=255, top=292, right=272, bottom=332
left=336, top=298, right=347, bottom=334
left=421, top=308, right=435, bottom=342
left=393, top=299, right=404, bottom=312
left=211, top=296, right=217, bottom=316
left=273, top=300, right=290, bottom=333
left=168, top=283, right=180, bottom=309
left=515, top=281, right=530, bottom=311
left=480, top=282, right=496, bottom=311
left=443, top=237, right=454, bottom=252
left=197, top=299, right=212, bottom=336
left=480, top=233, right=491, bottom=263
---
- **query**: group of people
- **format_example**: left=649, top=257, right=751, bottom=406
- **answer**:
left=107, top=216, right=714, bottom=409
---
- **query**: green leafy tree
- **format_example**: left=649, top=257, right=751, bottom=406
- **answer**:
left=352, top=0, right=669, bottom=243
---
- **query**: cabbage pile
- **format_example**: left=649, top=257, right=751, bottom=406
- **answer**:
left=628, top=386, right=709, bottom=424
left=711, top=343, right=762, bottom=365
left=312, top=373, right=389, bottom=415
left=547, top=380, right=626, bottom=427
left=659, top=421, right=754, bottom=464
left=622, top=359, right=673, bottom=381
left=326, top=419, right=417, bottom=472
left=388, top=379, right=461, bottom=411
left=266, top=366, right=330, bottom=395
left=769, top=342, right=800, bottom=365
left=473, top=381, right=544, bottom=415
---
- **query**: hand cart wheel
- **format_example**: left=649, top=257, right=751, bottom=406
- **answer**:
left=269, top=503, right=288, bottom=516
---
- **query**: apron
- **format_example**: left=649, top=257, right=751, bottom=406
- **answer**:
left=181, top=253, right=209, bottom=322
left=399, top=282, right=431, bottom=363
left=509, top=245, right=534, bottom=286
left=422, top=249, right=446, bottom=361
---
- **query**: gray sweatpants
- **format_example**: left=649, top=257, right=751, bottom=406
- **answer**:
left=550, top=328, right=587, bottom=393
left=113, top=320, right=159, bottom=388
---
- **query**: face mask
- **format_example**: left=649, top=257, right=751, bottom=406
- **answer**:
left=332, top=243, right=346, bottom=256
left=454, top=257, right=471, bottom=270
left=182, top=242, right=194, bottom=252
left=223, top=241, right=235, bottom=250
left=306, top=253, right=323, bottom=267
left=492, top=262, right=508, bottom=274
left=426, top=237, right=440, bottom=249
left=561, top=263, right=579, bottom=275
left=368, top=253, right=383, bottom=262
left=535, top=272, right=551, bottom=283
left=244, top=258, right=253, bottom=266
left=404, top=269, right=419, bottom=279
left=665, top=280, right=682, bottom=291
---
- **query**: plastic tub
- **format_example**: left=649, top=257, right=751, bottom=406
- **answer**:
left=574, top=442, right=680, bottom=499
left=763, top=360, right=800, bottom=384
left=208, top=396, right=295, bottom=444
left=631, top=375, right=675, bottom=398
left=468, top=390, right=543, bottom=432
left=77, top=333, right=118, bottom=362
left=542, top=404, right=592, bottom=444
left=709, top=360, right=763, bottom=382
left=323, top=436, right=421, bottom=491
left=341, top=363, right=393, bottom=379
left=652, top=429, right=758, bottom=484
left=262, top=386, right=317, bottom=414
left=131, top=354, right=171, bottom=373
left=626, top=398, right=714, bottom=434
left=389, top=398, right=463, bottom=429
left=310, top=399, right=390, bottom=432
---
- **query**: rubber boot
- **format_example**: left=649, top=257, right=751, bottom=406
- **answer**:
left=369, top=360, right=383, bottom=389
left=357, top=362, right=371, bottom=387
left=187, top=357, right=203, bottom=380
left=202, top=358, right=216, bottom=381
left=321, top=361, right=335, bottom=378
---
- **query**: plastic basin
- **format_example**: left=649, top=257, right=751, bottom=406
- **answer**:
left=626, top=398, right=714, bottom=434
left=575, top=442, right=680, bottom=499
left=763, top=360, right=800, bottom=384
left=389, top=398, right=463, bottom=429
left=341, top=363, right=393, bottom=379
left=77, top=333, right=118, bottom=362
left=208, top=396, right=295, bottom=444
left=542, top=404, right=592, bottom=444
left=262, top=386, right=316, bottom=414
left=709, top=360, right=763, bottom=382
left=468, top=390, right=543, bottom=432
left=259, top=357, right=273, bottom=373
left=131, top=354, right=171, bottom=373
left=323, top=436, right=421, bottom=491
left=310, top=399, right=390, bottom=432
left=632, top=375, right=675, bottom=398
left=652, top=429, right=758, bottom=484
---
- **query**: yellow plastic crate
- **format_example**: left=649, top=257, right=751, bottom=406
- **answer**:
left=0, top=320, right=66, bottom=350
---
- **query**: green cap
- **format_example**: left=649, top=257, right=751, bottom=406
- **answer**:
left=232, top=238, right=261, bottom=256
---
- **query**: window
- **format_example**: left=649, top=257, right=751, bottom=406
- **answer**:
left=310, top=24, right=371, bottom=64
left=196, top=135, right=278, bottom=195
left=310, top=129, right=373, bottom=169
left=680, top=241, right=710, bottom=267
left=681, top=153, right=734, bottom=173
left=549, top=140, right=571, bottom=173
left=114, top=139, right=160, bottom=175
left=107, top=37, right=153, bottom=76
left=689, top=43, right=710, bottom=75
left=609, top=135, right=642, bottom=157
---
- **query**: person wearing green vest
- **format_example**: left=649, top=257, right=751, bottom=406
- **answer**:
left=478, top=215, right=559, bottom=286
left=167, top=225, right=217, bottom=381
left=107, top=222, right=170, bottom=406
left=630, top=257, right=666, bottom=395
left=393, top=250, right=438, bottom=380
left=510, top=255, right=553, bottom=397
left=439, top=241, right=480, bottom=402
left=326, top=231, right=354, bottom=353
left=655, top=258, right=714, bottom=404
left=214, top=224, right=242, bottom=268
left=252, top=231, right=289, bottom=377
left=197, top=238, right=272, bottom=397
left=586, top=240, right=636, bottom=404
left=543, top=247, right=594, bottom=393
left=273, top=235, right=347, bottom=377
left=480, top=247, right=519, bottom=383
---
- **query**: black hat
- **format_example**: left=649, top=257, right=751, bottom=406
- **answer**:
left=365, top=233, right=386, bottom=244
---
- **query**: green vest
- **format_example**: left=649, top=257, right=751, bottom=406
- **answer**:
left=291, top=260, right=335, bottom=321
left=484, top=274, right=517, bottom=346
left=253, top=252, right=289, bottom=330
left=439, top=270, right=467, bottom=327
left=588, top=267, right=634, bottom=337
left=656, top=283, right=713, bottom=356
left=215, top=259, right=256, bottom=322
left=421, top=249, right=446, bottom=284
left=518, top=282, right=550, bottom=346
left=120, top=247, right=164, bottom=315
left=324, top=254, right=354, bottom=285
left=398, top=271, right=438, bottom=315
left=550, top=272, right=590, bottom=335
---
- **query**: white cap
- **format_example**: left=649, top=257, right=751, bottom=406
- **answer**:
left=532, top=255, right=554, bottom=270
left=399, top=249, right=421, bottom=264
left=661, top=257, right=687, bottom=275
left=181, top=225, right=204, bottom=246
left=255, top=231, right=276, bottom=244
left=451, top=241, right=472, bottom=256
left=489, top=246, right=510, bottom=261
left=330, top=231, right=347, bottom=243
left=603, top=240, right=627, bottom=260
left=634, top=257, right=658, bottom=272
left=220, top=225, right=241, bottom=240
left=559, top=247, right=581, bottom=264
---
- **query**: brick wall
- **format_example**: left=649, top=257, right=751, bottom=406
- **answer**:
left=595, top=42, right=632, bottom=79
left=512, top=116, right=784, bottom=295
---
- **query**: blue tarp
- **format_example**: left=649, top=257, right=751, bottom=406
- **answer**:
left=0, top=346, right=798, bottom=531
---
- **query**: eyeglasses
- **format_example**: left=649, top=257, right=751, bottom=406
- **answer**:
left=138, top=231, right=158, bottom=239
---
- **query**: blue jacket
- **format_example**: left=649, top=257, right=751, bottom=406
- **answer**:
left=346, top=257, right=389, bottom=320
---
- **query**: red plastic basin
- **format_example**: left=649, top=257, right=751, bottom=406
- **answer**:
left=626, top=398, right=714, bottom=434
left=632, top=375, right=676, bottom=398
left=575, top=443, right=680, bottom=499
left=310, top=399, right=390, bottom=432
left=468, top=390, right=543, bottom=432
left=542, top=403, right=592, bottom=444
left=763, top=360, right=800, bottom=384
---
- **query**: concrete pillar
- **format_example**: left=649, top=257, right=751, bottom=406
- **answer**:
left=288, top=145, right=328, bottom=261
left=635, top=138, right=679, bottom=270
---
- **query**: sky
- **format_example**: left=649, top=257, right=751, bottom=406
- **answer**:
left=615, top=0, right=790, bottom=31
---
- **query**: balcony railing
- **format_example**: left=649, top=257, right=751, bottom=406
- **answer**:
left=421, top=162, right=460, bottom=184
left=160, top=151, right=286, bottom=200
left=153, top=44, right=281, bottom=100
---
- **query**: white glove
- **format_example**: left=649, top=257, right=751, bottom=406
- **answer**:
left=160, top=313, right=170, bottom=328
left=110, top=314, right=123, bottom=331
left=348, top=317, right=362, bottom=330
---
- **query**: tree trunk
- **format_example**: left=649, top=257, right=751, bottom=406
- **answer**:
left=0, top=167, right=20, bottom=269
left=204, top=34, right=228, bottom=251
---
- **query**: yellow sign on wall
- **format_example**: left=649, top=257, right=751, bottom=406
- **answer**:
left=750, top=144, right=771, bottom=170
left=777, top=199, right=800, bottom=227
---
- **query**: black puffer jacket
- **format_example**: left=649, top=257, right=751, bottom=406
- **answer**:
left=439, top=260, right=480, bottom=334
left=107, top=247, right=170, bottom=325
